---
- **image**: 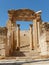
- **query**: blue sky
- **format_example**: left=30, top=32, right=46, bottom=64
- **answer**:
left=0, top=0, right=49, bottom=30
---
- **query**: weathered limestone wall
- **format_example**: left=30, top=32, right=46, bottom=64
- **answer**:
left=20, top=30, right=30, bottom=50
left=0, top=27, right=7, bottom=57
left=39, top=22, right=49, bottom=56
left=46, top=32, right=49, bottom=51
left=43, top=22, right=49, bottom=52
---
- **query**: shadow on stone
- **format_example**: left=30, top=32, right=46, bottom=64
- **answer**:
left=10, top=51, right=25, bottom=57
left=20, top=44, right=30, bottom=48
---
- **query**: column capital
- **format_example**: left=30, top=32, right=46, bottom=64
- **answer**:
left=30, top=24, right=33, bottom=27
left=33, top=16, right=41, bottom=22
left=17, top=24, right=20, bottom=50
left=17, top=24, right=20, bottom=27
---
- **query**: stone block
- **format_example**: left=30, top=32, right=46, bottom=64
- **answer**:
left=0, top=44, right=5, bottom=49
left=1, top=49, right=5, bottom=56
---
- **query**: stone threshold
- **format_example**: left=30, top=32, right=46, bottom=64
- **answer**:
left=0, top=58, right=49, bottom=64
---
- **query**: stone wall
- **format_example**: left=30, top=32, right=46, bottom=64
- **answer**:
left=20, top=30, right=30, bottom=50
left=0, top=27, right=7, bottom=57
left=39, top=22, right=49, bottom=55
left=42, top=22, right=49, bottom=52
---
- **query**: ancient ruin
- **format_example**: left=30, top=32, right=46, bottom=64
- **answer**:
left=0, top=9, right=49, bottom=58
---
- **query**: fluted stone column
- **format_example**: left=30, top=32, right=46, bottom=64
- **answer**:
left=33, top=19, right=38, bottom=50
left=30, top=24, right=34, bottom=50
left=17, top=24, right=20, bottom=50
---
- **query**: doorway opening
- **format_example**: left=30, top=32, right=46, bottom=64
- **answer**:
left=16, top=21, right=33, bottom=51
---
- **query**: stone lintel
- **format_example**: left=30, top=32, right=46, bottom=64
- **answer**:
left=8, top=9, right=41, bottom=21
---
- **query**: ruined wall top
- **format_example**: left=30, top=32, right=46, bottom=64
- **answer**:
left=0, top=27, right=7, bottom=35
left=42, top=22, right=49, bottom=30
left=41, top=22, right=49, bottom=34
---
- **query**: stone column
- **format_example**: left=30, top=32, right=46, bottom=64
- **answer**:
left=6, top=19, right=16, bottom=56
left=37, top=21, right=41, bottom=52
left=10, top=31, right=14, bottom=54
left=10, top=21, right=17, bottom=54
left=17, top=24, right=20, bottom=50
left=5, top=30, right=10, bottom=56
left=13, top=30, right=17, bottom=51
left=6, top=20, right=12, bottom=56
left=30, top=24, right=34, bottom=50
left=33, top=19, right=38, bottom=50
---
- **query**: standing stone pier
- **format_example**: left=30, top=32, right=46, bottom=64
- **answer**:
left=16, top=24, right=20, bottom=50
left=30, top=24, right=34, bottom=50
left=33, top=19, right=38, bottom=50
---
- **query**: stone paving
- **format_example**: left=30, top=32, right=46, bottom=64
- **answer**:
left=0, top=50, right=49, bottom=65
left=0, top=44, right=49, bottom=65
left=0, top=59, right=49, bottom=65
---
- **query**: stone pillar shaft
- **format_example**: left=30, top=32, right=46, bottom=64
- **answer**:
left=6, top=20, right=12, bottom=56
left=33, top=19, right=38, bottom=50
left=30, top=24, right=34, bottom=50
left=10, top=21, right=16, bottom=54
left=10, top=31, right=14, bottom=54
left=13, top=31, right=17, bottom=51
left=6, top=30, right=10, bottom=56
left=6, top=20, right=16, bottom=56
left=17, top=24, right=20, bottom=50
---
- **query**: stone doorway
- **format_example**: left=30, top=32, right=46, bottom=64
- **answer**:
left=16, top=21, right=33, bottom=51
left=6, top=9, right=41, bottom=56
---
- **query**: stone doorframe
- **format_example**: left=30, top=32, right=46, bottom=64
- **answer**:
left=6, top=9, right=42, bottom=56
